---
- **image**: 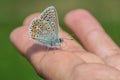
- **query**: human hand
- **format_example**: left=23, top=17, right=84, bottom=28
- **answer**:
left=10, top=9, right=120, bottom=80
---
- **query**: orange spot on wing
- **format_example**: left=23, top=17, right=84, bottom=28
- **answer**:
left=31, top=29, right=36, bottom=33
left=33, top=25, right=37, bottom=28
left=31, top=34, right=35, bottom=39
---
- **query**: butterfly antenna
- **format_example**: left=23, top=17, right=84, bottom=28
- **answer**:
left=62, top=34, right=75, bottom=41
left=63, top=38, right=73, bottom=40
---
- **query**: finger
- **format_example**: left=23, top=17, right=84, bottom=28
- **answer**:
left=64, top=9, right=120, bottom=66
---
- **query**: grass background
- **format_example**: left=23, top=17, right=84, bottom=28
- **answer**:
left=0, top=0, right=120, bottom=80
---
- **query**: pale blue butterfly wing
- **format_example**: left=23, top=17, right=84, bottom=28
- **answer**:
left=40, top=6, right=59, bottom=35
left=29, top=6, right=63, bottom=47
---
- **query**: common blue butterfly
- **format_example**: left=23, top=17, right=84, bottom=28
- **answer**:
left=29, top=6, right=63, bottom=47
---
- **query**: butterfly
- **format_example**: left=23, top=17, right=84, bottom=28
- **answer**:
left=29, top=6, right=63, bottom=47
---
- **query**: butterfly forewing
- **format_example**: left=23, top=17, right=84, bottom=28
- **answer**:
left=40, top=6, right=59, bottom=35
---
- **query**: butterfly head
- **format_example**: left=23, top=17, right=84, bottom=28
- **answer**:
left=49, top=38, right=63, bottom=47
left=59, top=38, right=63, bottom=43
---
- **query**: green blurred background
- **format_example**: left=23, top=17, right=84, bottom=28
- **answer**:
left=0, top=0, right=120, bottom=80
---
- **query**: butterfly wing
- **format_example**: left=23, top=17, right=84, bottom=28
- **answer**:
left=40, top=6, right=59, bottom=35
left=29, top=18, right=54, bottom=46
left=29, top=6, right=60, bottom=47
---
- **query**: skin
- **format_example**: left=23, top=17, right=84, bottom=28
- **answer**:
left=10, top=9, right=120, bottom=80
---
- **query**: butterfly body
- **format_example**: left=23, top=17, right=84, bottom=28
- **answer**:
left=29, top=6, right=63, bottom=47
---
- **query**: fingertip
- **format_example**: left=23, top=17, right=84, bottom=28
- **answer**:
left=23, top=13, right=40, bottom=26
left=64, top=9, right=104, bottom=39
left=9, top=27, right=22, bottom=45
left=11, top=13, right=40, bottom=41
left=9, top=26, right=33, bottom=55
left=64, top=9, right=91, bottom=28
